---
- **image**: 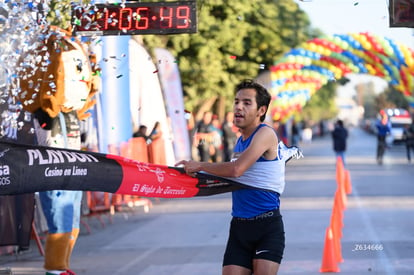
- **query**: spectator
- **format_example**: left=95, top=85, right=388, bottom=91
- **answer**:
left=319, top=120, right=325, bottom=137
left=148, top=121, right=162, bottom=143
left=194, top=111, right=214, bottom=162
left=291, top=120, right=300, bottom=147
left=272, top=121, right=288, bottom=145
left=209, top=115, right=223, bottom=162
left=375, top=112, right=391, bottom=165
left=133, top=125, right=149, bottom=141
left=301, top=122, right=313, bottom=143
left=221, top=111, right=239, bottom=161
left=403, top=121, right=414, bottom=163
left=331, top=119, right=348, bottom=165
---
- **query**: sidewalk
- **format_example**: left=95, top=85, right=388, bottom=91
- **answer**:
left=1, top=126, right=414, bottom=275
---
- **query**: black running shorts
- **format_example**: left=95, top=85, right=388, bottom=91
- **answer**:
left=222, top=209, right=285, bottom=270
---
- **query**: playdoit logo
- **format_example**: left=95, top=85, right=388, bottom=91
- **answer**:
left=0, top=165, right=10, bottom=186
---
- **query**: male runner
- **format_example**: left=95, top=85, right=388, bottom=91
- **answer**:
left=176, top=79, right=290, bottom=275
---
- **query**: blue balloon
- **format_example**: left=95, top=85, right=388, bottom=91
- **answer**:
left=383, top=64, right=395, bottom=79
left=356, top=63, right=368, bottom=73
left=286, top=49, right=302, bottom=56
left=335, top=34, right=363, bottom=51
left=385, top=37, right=406, bottom=66
left=342, top=50, right=364, bottom=64
left=389, top=79, right=398, bottom=85
left=387, top=56, right=401, bottom=69
left=272, top=79, right=287, bottom=86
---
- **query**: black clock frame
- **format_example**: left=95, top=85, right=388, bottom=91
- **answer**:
left=72, top=1, right=197, bottom=36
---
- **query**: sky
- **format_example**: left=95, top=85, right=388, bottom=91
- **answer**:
left=296, top=0, right=414, bottom=47
left=296, top=0, right=414, bottom=97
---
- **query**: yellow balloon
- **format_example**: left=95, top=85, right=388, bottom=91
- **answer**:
left=401, top=46, right=414, bottom=68
left=323, top=48, right=332, bottom=56
left=363, top=41, right=372, bottom=51
left=334, top=71, right=342, bottom=80
left=309, top=43, right=317, bottom=52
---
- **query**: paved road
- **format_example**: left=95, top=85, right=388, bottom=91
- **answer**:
left=1, top=126, right=413, bottom=275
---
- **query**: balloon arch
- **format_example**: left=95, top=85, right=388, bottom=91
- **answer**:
left=270, top=32, right=414, bottom=121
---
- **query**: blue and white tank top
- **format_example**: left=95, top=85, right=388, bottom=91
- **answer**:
left=230, top=123, right=285, bottom=218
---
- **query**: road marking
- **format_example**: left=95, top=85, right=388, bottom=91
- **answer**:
left=112, top=247, right=157, bottom=275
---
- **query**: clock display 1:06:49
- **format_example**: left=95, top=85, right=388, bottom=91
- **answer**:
left=100, top=6, right=192, bottom=31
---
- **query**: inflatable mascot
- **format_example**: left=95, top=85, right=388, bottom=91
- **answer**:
left=14, top=26, right=99, bottom=275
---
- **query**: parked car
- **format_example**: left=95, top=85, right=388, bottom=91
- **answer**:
left=382, top=108, right=412, bottom=144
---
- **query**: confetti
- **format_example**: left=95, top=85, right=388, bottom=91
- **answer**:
left=153, top=70, right=158, bottom=73
left=116, top=74, right=123, bottom=78
left=230, top=56, right=237, bottom=59
left=354, top=2, right=359, bottom=5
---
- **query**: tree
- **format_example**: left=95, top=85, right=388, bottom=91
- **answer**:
left=375, top=85, right=409, bottom=112
left=46, top=0, right=72, bottom=29
left=356, top=81, right=378, bottom=119
left=299, top=81, right=338, bottom=123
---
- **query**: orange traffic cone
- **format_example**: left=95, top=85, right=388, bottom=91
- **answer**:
left=334, top=186, right=347, bottom=211
left=344, top=169, right=352, bottom=195
left=334, top=190, right=343, bottom=211
left=336, top=157, right=345, bottom=186
left=330, top=200, right=344, bottom=263
left=330, top=210, right=344, bottom=263
left=320, top=227, right=340, bottom=273
left=331, top=199, right=343, bottom=237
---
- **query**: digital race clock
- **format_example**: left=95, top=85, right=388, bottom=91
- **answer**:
left=72, top=1, right=197, bottom=36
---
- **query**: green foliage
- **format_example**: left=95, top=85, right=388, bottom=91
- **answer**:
left=386, top=87, right=409, bottom=109
left=143, top=0, right=316, bottom=115
left=358, top=82, right=378, bottom=118
left=375, top=85, right=409, bottom=111
left=47, top=0, right=73, bottom=29
left=300, top=81, right=338, bottom=122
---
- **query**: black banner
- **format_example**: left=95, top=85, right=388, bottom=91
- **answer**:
left=0, top=141, right=243, bottom=198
